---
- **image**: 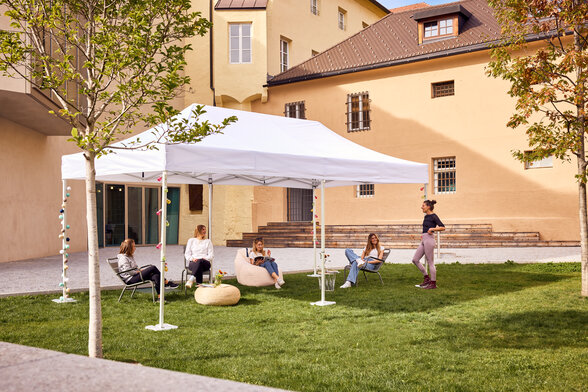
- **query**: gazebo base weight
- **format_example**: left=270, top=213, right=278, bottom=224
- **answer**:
left=310, top=300, right=336, bottom=306
left=52, top=297, right=76, bottom=303
left=145, top=323, right=178, bottom=331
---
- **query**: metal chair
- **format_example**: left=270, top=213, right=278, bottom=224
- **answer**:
left=343, top=248, right=390, bottom=285
left=181, top=244, right=213, bottom=295
left=106, top=257, right=156, bottom=302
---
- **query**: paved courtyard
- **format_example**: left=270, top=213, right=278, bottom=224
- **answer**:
left=0, top=245, right=580, bottom=297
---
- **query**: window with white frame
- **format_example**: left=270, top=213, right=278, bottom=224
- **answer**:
left=280, top=38, right=289, bottom=72
left=229, top=23, right=252, bottom=64
left=433, top=157, right=456, bottom=194
left=357, top=184, right=375, bottom=198
left=284, top=101, right=306, bottom=119
left=524, top=152, right=553, bottom=169
left=310, top=0, right=319, bottom=15
left=338, top=8, right=346, bottom=30
left=424, top=17, right=453, bottom=39
left=346, top=92, right=371, bottom=132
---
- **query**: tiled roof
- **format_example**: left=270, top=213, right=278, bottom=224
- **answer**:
left=215, top=0, right=268, bottom=10
left=268, top=0, right=502, bottom=86
left=390, top=2, right=430, bottom=14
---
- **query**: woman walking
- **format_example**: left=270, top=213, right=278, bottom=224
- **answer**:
left=412, top=200, right=445, bottom=289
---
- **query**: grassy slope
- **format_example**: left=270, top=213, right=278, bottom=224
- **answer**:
left=1, top=263, right=586, bottom=391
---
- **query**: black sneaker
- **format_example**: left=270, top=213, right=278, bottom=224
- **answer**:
left=165, top=280, right=179, bottom=289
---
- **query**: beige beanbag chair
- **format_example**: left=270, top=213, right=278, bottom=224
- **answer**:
left=194, top=284, right=240, bottom=306
left=234, top=248, right=283, bottom=287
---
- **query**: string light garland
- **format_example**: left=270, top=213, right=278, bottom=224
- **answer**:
left=53, top=183, right=76, bottom=303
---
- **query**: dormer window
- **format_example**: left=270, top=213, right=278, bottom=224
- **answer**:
left=413, top=4, right=471, bottom=44
left=424, top=18, right=453, bottom=38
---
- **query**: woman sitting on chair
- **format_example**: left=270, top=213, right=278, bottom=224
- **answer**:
left=117, top=238, right=178, bottom=301
left=250, top=237, right=285, bottom=289
left=340, top=233, right=384, bottom=289
left=184, top=225, right=214, bottom=288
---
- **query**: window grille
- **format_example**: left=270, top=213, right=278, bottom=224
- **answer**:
left=424, top=18, right=453, bottom=39
left=433, top=157, right=456, bottom=194
left=284, top=101, right=306, bottom=119
left=432, top=81, right=455, bottom=98
left=357, top=184, right=375, bottom=198
left=346, top=92, right=371, bottom=131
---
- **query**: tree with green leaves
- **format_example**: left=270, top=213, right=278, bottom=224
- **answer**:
left=0, top=0, right=236, bottom=357
left=487, top=0, right=587, bottom=296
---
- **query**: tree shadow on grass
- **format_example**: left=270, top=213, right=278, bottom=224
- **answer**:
left=265, top=264, right=576, bottom=314
left=434, top=310, right=588, bottom=350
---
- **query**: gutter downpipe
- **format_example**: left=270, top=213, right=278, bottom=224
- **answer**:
left=210, top=0, right=216, bottom=106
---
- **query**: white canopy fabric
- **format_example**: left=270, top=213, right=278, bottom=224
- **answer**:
left=61, top=104, right=428, bottom=186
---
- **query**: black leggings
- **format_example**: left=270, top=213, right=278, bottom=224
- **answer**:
left=188, top=259, right=211, bottom=283
left=126, top=265, right=161, bottom=294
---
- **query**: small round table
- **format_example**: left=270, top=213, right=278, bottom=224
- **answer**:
left=194, top=284, right=241, bottom=306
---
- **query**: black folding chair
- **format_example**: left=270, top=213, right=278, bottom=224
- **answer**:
left=343, top=249, right=390, bottom=285
left=181, top=244, right=212, bottom=295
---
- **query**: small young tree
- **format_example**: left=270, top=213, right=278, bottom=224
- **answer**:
left=0, top=0, right=236, bottom=357
left=486, top=0, right=587, bottom=296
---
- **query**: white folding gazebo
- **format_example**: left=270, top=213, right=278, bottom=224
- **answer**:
left=61, top=104, right=429, bottom=329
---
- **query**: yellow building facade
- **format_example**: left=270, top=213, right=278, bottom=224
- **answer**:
left=247, top=0, right=579, bottom=242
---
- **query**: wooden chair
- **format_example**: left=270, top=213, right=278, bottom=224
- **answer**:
left=106, top=257, right=156, bottom=302
left=343, top=249, right=390, bottom=285
left=181, top=245, right=213, bottom=295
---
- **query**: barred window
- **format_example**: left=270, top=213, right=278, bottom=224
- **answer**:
left=310, top=0, right=319, bottom=15
left=357, top=184, right=375, bottom=198
left=284, top=101, right=306, bottom=119
left=432, top=81, right=454, bottom=98
left=434, top=157, right=456, bottom=194
left=346, top=92, right=371, bottom=132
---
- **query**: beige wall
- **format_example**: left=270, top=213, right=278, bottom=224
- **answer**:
left=266, top=0, right=387, bottom=76
left=0, top=118, right=87, bottom=262
left=252, top=49, right=579, bottom=241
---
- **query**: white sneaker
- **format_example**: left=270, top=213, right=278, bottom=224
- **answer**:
left=278, top=278, right=285, bottom=286
left=275, top=282, right=282, bottom=289
left=185, top=279, right=194, bottom=289
left=357, top=259, right=366, bottom=267
left=340, top=281, right=352, bottom=289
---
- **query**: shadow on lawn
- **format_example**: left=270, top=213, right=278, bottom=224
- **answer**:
left=435, top=310, right=588, bottom=350
left=249, top=264, right=574, bottom=314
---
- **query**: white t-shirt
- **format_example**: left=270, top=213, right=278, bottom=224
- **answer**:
left=185, top=238, right=214, bottom=261
left=364, top=248, right=379, bottom=259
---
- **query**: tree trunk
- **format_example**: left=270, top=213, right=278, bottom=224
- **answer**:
left=575, top=29, right=588, bottom=297
left=85, top=152, right=103, bottom=357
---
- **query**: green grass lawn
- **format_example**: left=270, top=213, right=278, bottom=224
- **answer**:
left=1, top=263, right=587, bottom=391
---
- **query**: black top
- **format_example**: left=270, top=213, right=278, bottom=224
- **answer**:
left=422, top=213, right=444, bottom=233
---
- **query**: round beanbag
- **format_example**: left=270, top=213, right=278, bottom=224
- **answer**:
left=194, top=284, right=240, bottom=306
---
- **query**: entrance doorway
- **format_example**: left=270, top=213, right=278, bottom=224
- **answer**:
left=97, top=183, right=180, bottom=247
left=287, top=188, right=313, bottom=221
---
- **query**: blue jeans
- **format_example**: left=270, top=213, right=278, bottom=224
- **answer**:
left=260, top=260, right=279, bottom=277
left=345, top=249, right=378, bottom=284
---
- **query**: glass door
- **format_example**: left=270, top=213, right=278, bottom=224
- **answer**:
left=105, top=184, right=125, bottom=246
left=287, top=188, right=313, bottom=221
left=127, top=187, right=143, bottom=244
left=145, top=187, right=159, bottom=244
left=166, top=187, right=180, bottom=244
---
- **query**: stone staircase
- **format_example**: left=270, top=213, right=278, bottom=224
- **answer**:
left=226, top=222, right=579, bottom=248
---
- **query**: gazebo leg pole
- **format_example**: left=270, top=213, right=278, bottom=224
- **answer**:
left=146, top=170, right=177, bottom=331
left=308, top=185, right=319, bottom=277
left=311, top=180, right=335, bottom=306
left=208, top=178, right=213, bottom=284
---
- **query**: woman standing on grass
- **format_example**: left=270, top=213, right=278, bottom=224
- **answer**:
left=340, top=233, right=384, bottom=288
left=117, top=238, right=178, bottom=301
left=412, top=200, right=445, bottom=289
left=250, top=237, right=285, bottom=289
left=184, top=225, right=214, bottom=288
